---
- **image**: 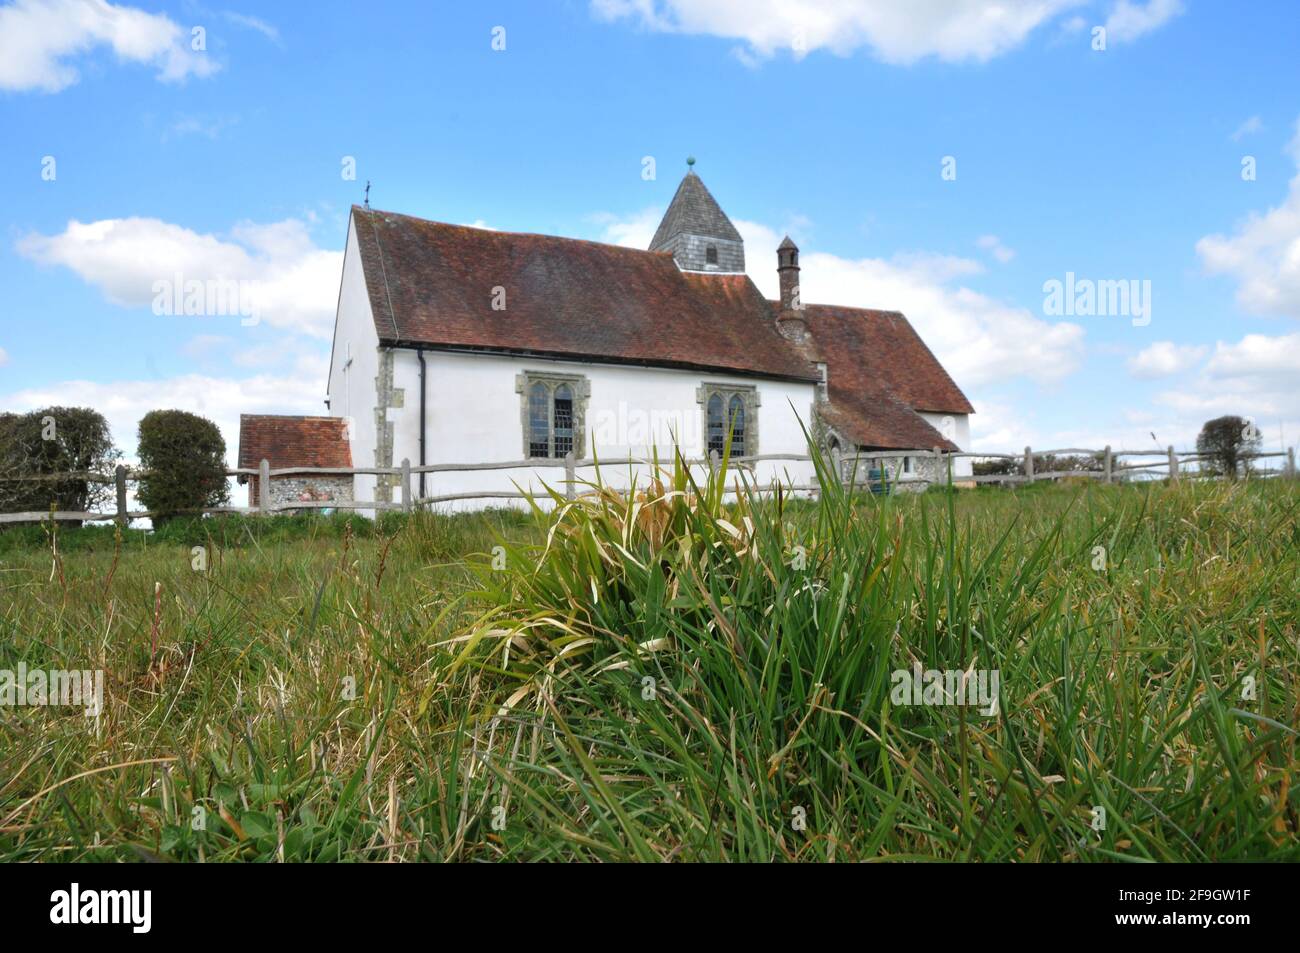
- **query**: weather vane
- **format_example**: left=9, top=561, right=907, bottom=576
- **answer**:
left=364, top=180, right=371, bottom=209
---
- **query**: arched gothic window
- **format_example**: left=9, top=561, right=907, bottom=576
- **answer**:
left=727, top=395, right=745, bottom=456
left=553, top=384, right=574, bottom=457
left=701, top=385, right=755, bottom=458
left=522, top=374, right=588, bottom=459
left=706, top=393, right=724, bottom=456
left=528, top=382, right=550, bottom=458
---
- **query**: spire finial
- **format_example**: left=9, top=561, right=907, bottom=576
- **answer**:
left=686, top=155, right=696, bottom=172
left=363, top=180, right=371, bottom=210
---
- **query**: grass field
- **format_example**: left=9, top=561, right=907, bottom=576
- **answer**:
left=1, top=459, right=1297, bottom=862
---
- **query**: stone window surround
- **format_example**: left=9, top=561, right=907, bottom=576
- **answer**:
left=516, top=370, right=590, bottom=459
left=696, top=382, right=759, bottom=460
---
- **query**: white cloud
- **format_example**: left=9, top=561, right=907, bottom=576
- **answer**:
left=1230, top=115, right=1263, bottom=142
left=0, top=0, right=219, bottom=93
left=1035, top=331, right=1300, bottom=452
left=1147, top=331, right=1300, bottom=447
left=1205, top=331, right=1300, bottom=385
left=222, top=11, right=279, bottom=43
left=17, top=216, right=342, bottom=338
left=590, top=0, right=1183, bottom=65
left=732, top=217, right=1082, bottom=387
left=589, top=207, right=662, bottom=247
left=976, top=234, right=1015, bottom=263
left=1127, top=340, right=1207, bottom=378
left=165, top=113, right=239, bottom=141
left=797, top=249, right=1084, bottom=387
left=1197, top=118, right=1300, bottom=320
left=0, top=364, right=327, bottom=468
left=0, top=360, right=330, bottom=512
left=967, top=398, right=1042, bottom=451
left=595, top=207, right=1084, bottom=388
left=0, top=346, right=9, bottom=367
left=1103, top=0, right=1184, bottom=44
left=1153, top=387, right=1285, bottom=419
left=181, top=334, right=231, bottom=359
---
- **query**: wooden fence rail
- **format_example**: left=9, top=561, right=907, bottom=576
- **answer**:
left=1, top=444, right=1294, bottom=525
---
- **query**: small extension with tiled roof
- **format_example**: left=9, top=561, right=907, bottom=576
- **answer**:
left=237, top=414, right=354, bottom=510
left=259, top=161, right=975, bottom=509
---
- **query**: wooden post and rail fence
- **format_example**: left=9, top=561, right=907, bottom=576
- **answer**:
left=0, top=444, right=1294, bottom=525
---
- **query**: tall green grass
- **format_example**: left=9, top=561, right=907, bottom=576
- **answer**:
left=1, top=458, right=1296, bottom=861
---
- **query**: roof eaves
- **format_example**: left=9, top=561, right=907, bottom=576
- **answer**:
left=379, top=340, right=822, bottom=384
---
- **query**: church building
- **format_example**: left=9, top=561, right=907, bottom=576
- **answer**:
left=290, top=164, right=973, bottom=508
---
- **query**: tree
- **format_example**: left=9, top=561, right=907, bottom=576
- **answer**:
left=1196, top=415, right=1261, bottom=479
left=0, top=407, right=118, bottom=520
left=136, top=410, right=230, bottom=524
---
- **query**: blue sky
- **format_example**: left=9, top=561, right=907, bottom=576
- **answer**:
left=2, top=0, right=1299, bottom=460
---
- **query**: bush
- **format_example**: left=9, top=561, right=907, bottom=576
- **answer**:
left=136, top=410, right=230, bottom=524
left=447, top=448, right=1300, bottom=860
left=0, top=407, right=118, bottom=519
left=972, top=457, right=1019, bottom=478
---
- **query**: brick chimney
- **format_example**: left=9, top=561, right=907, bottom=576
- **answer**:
left=777, top=235, right=800, bottom=311
left=775, top=236, right=811, bottom=344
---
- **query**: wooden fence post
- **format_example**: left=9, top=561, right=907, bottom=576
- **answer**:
left=401, top=458, right=412, bottom=513
left=564, top=451, right=576, bottom=501
left=1023, top=446, right=1034, bottom=483
left=1168, top=445, right=1178, bottom=482
left=1287, top=447, right=1296, bottom=479
left=933, top=446, right=946, bottom=489
left=115, top=464, right=128, bottom=527
left=259, top=459, right=270, bottom=515
left=1103, top=445, right=1112, bottom=484
left=830, top=446, right=842, bottom=488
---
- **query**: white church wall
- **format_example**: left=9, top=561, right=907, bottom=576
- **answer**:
left=397, top=351, right=820, bottom=512
left=326, top=214, right=383, bottom=512
left=918, top=411, right=973, bottom=478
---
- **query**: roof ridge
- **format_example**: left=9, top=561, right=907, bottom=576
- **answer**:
left=241, top=413, right=345, bottom=422
left=783, top=300, right=907, bottom=318
left=353, top=205, right=677, bottom=259
left=346, top=207, right=817, bottom=382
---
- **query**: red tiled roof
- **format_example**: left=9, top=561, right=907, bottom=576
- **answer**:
left=819, top=388, right=957, bottom=452
left=238, top=415, right=352, bottom=469
left=799, top=304, right=973, bottom=415
left=351, top=206, right=817, bottom=382
left=791, top=304, right=973, bottom=450
left=345, top=205, right=973, bottom=452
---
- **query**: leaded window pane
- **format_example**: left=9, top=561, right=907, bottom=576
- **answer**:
left=707, top=393, right=725, bottom=456
left=553, top=384, right=574, bottom=457
left=728, top=395, right=745, bottom=457
left=528, top=382, right=550, bottom=458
